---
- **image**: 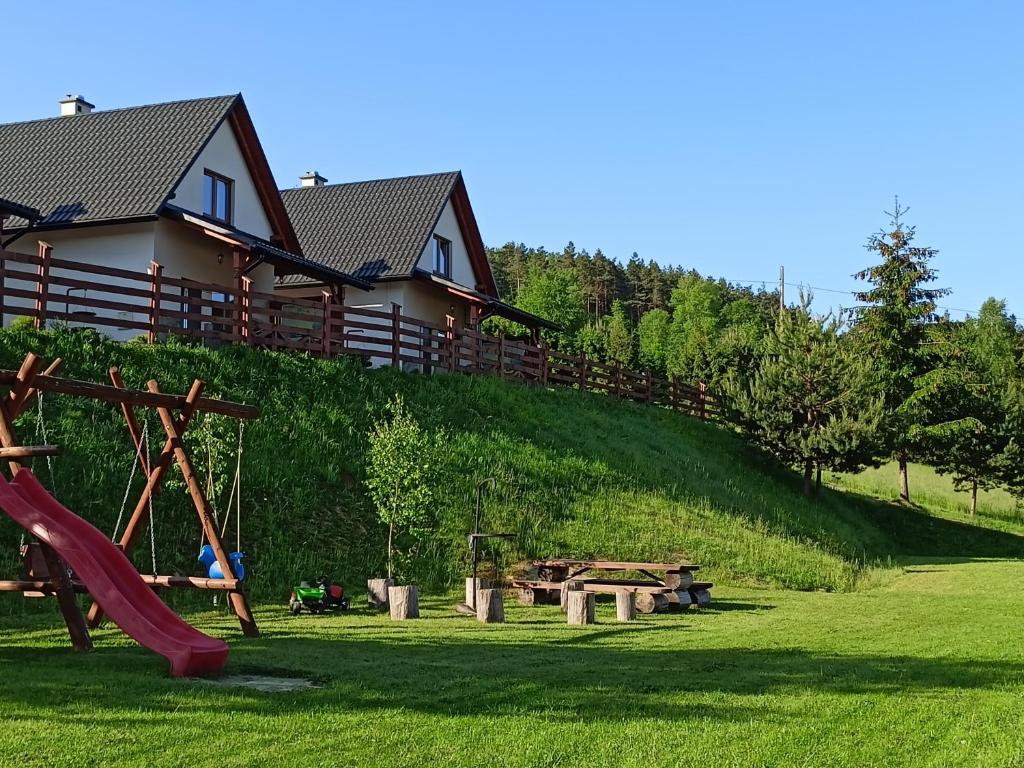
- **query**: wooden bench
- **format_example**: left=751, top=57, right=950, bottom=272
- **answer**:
left=512, top=559, right=713, bottom=613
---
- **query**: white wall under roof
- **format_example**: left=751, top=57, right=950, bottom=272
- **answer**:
left=171, top=120, right=273, bottom=239
left=416, top=199, right=476, bottom=289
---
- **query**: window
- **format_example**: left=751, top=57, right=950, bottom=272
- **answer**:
left=432, top=235, right=451, bottom=278
left=202, top=170, right=233, bottom=224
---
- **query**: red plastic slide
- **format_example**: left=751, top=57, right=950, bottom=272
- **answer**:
left=0, top=469, right=228, bottom=677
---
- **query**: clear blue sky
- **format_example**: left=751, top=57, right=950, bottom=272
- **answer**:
left=6, top=2, right=1022, bottom=318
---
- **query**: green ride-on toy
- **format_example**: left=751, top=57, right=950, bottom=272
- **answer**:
left=289, top=577, right=350, bottom=615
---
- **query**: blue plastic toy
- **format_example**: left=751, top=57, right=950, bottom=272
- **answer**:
left=198, top=544, right=246, bottom=581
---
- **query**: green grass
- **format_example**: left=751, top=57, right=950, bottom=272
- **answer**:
left=2, top=326, right=1023, bottom=601
left=831, top=462, right=1024, bottom=527
left=4, top=559, right=1024, bottom=767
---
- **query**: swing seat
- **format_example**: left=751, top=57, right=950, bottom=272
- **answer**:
left=198, top=545, right=245, bottom=581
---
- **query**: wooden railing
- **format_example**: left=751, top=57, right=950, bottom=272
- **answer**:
left=0, top=245, right=717, bottom=419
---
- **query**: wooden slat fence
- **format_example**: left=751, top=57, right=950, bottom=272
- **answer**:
left=0, top=245, right=717, bottom=420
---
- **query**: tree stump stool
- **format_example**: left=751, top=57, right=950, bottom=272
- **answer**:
left=567, top=590, right=595, bottom=625
left=476, top=588, right=505, bottom=624
left=560, top=580, right=583, bottom=613
left=635, top=592, right=670, bottom=614
left=465, top=577, right=490, bottom=610
left=388, top=585, right=419, bottom=620
left=615, top=591, right=636, bottom=622
left=367, top=578, right=394, bottom=610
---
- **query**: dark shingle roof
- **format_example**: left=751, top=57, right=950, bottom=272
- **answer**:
left=279, top=171, right=461, bottom=284
left=0, top=95, right=238, bottom=228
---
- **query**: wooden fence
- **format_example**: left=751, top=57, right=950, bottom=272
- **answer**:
left=0, top=244, right=717, bottom=419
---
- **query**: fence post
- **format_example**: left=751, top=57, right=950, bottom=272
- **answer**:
left=321, top=289, right=333, bottom=358
left=671, top=375, right=680, bottom=411
left=615, top=362, right=623, bottom=398
left=699, top=381, right=708, bottom=420
left=34, top=241, right=52, bottom=330
left=539, top=338, right=549, bottom=385
left=336, top=303, right=347, bottom=353
left=646, top=370, right=653, bottom=403
left=1, top=250, right=7, bottom=328
left=497, top=333, right=505, bottom=377
left=391, top=302, right=402, bottom=368
left=240, top=277, right=254, bottom=346
left=446, top=315, right=456, bottom=372
left=148, top=260, right=163, bottom=344
left=578, top=353, right=588, bottom=392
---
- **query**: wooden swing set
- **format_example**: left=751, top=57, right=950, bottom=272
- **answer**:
left=0, top=351, right=261, bottom=650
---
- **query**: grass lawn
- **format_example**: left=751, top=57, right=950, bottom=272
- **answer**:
left=4, top=559, right=1024, bottom=767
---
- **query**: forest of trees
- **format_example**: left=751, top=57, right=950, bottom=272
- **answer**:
left=485, top=204, right=1024, bottom=508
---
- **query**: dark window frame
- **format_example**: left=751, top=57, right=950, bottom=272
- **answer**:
left=432, top=234, right=452, bottom=278
left=203, top=169, right=234, bottom=224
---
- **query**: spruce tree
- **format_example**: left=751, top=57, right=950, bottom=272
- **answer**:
left=726, top=298, right=883, bottom=497
left=852, top=201, right=949, bottom=503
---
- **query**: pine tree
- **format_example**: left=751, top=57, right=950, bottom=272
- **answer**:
left=916, top=300, right=1023, bottom=514
left=852, top=200, right=949, bottom=503
left=726, top=298, right=883, bottom=497
left=605, top=300, right=634, bottom=366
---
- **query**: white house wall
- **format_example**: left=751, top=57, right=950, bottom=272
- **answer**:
left=416, top=199, right=475, bottom=289
left=170, top=120, right=273, bottom=238
left=3, top=223, right=157, bottom=340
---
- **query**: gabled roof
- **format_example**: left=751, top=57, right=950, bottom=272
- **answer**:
left=279, top=170, right=498, bottom=295
left=0, top=94, right=301, bottom=253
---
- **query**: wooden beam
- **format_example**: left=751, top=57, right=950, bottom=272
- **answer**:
left=0, top=354, right=41, bottom=475
left=0, top=445, right=60, bottom=459
left=0, top=370, right=259, bottom=419
left=38, top=542, right=92, bottom=652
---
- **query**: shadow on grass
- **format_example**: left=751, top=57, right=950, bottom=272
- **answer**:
left=0, top=629, right=1021, bottom=725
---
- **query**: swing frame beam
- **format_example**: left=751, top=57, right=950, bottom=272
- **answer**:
left=0, top=352, right=261, bottom=648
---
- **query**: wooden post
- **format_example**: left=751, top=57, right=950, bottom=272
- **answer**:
left=465, top=577, right=489, bottom=610
left=147, top=379, right=258, bottom=637
left=646, top=370, right=653, bottom=403
left=391, top=302, right=402, bottom=369
left=578, top=353, right=587, bottom=392
left=476, top=588, right=505, bottom=624
left=566, top=591, right=595, bottom=625
left=560, top=580, right=583, bottom=613
left=699, top=382, right=708, bottom=420
left=670, top=375, right=680, bottom=412
left=1, top=250, right=7, bottom=328
left=539, top=339, right=549, bottom=385
left=497, top=333, right=505, bottom=377
left=367, top=577, right=394, bottom=609
left=239, top=277, right=253, bottom=345
left=337, top=303, right=347, bottom=353
left=615, top=363, right=623, bottom=398
left=615, top=591, right=636, bottom=622
left=446, top=315, right=457, bottom=372
left=34, top=241, right=52, bottom=330
left=147, top=261, right=163, bottom=344
left=321, top=290, right=333, bottom=358
left=388, top=585, right=419, bottom=620
left=39, top=543, right=93, bottom=652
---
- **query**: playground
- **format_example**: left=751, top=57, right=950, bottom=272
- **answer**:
left=2, top=560, right=1024, bottom=767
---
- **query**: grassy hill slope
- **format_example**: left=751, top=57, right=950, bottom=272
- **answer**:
left=0, top=326, right=1021, bottom=601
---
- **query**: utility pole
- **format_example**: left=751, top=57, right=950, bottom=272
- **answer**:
left=779, top=265, right=785, bottom=310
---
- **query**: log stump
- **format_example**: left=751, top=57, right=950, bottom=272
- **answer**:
left=560, top=580, right=584, bottom=613
left=517, top=588, right=537, bottom=606
left=367, top=577, right=394, bottom=610
left=465, top=577, right=490, bottom=610
left=691, top=588, right=712, bottom=608
left=635, top=592, right=670, bottom=614
left=663, top=570, right=695, bottom=590
left=476, top=588, right=505, bottom=624
left=388, top=585, right=419, bottom=620
left=674, top=589, right=694, bottom=610
left=566, top=590, right=596, bottom=625
left=615, top=591, right=636, bottom=622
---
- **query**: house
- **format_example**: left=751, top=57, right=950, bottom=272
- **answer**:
left=0, top=94, right=369, bottom=338
left=277, top=170, right=555, bottom=338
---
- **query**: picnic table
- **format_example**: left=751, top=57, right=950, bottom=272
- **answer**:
left=512, top=559, right=712, bottom=613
